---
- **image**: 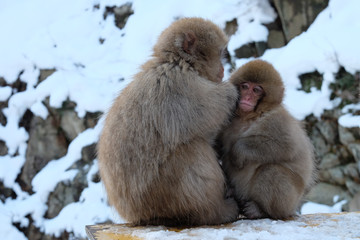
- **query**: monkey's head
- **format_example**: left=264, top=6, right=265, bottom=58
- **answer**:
left=230, top=59, right=285, bottom=116
left=153, top=17, right=228, bottom=83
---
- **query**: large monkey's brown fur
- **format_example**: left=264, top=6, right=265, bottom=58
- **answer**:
left=98, top=18, right=239, bottom=226
left=220, top=60, right=316, bottom=219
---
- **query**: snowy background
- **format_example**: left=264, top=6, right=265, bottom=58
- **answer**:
left=0, top=0, right=359, bottom=239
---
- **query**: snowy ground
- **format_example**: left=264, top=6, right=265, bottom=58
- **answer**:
left=88, top=212, right=360, bottom=240
left=0, top=0, right=359, bottom=239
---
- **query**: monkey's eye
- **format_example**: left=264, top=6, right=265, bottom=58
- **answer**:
left=253, top=86, right=264, bottom=96
left=240, top=83, right=249, bottom=90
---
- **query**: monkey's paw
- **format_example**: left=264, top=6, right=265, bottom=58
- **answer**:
left=243, top=201, right=267, bottom=219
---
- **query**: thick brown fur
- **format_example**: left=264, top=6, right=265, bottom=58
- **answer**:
left=220, top=59, right=317, bottom=219
left=98, top=18, right=239, bottom=226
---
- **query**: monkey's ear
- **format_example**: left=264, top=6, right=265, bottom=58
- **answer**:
left=182, top=31, right=197, bottom=54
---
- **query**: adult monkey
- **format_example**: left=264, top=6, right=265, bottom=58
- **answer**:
left=220, top=59, right=316, bottom=219
left=98, top=18, right=239, bottom=226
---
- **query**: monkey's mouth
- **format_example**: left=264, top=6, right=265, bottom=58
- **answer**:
left=239, top=101, right=254, bottom=107
left=239, top=101, right=255, bottom=112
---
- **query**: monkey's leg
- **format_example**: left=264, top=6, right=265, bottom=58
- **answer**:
left=177, top=143, right=239, bottom=225
left=192, top=182, right=239, bottom=225
left=241, top=200, right=268, bottom=219
left=248, top=164, right=304, bottom=220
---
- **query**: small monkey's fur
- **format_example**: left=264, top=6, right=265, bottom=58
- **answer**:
left=220, top=60, right=316, bottom=219
left=98, top=18, right=239, bottom=226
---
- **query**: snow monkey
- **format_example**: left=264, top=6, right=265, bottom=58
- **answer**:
left=98, top=18, right=239, bottom=226
left=219, top=59, right=316, bottom=219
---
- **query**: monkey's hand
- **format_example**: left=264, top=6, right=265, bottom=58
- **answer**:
left=243, top=200, right=268, bottom=219
left=231, top=134, right=286, bottom=166
left=229, top=143, right=248, bottom=169
left=234, top=159, right=247, bottom=169
left=219, top=82, right=239, bottom=111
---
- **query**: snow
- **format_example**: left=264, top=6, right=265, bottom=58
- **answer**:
left=0, top=86, right=12, bottom=101
left=0, top=0, right=359, bottom=239
left=91, top=212, right=360, bottom=240
left=339, top=103, right=360, bottom=128
left=301, top=200, right=347, bottom=215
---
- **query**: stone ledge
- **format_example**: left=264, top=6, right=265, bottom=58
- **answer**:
left=86, top=211, right=360, bottom=240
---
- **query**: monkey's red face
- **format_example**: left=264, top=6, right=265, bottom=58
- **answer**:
left=239, top=82, right=264, bottom=112
left=209, top=47, right=226, bottom=83
left=199, top=51, right=225, bottom=83
left=216, top=65, right=224, bottom=82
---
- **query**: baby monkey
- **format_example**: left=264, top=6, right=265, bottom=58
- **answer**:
left=219, top=60, right=317, bottom=219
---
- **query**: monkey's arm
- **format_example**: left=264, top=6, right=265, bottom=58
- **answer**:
left=156, top=79, right=237, bottom=147
left=231, top=117, right=295, bottom=167
left=184, top=81, right=238, bottom=140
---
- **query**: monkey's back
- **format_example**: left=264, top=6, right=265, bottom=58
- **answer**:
left=272, top=106, right=316, bottom=188
left=98, top=65, right=179, bottom=222
left=97, top=60, right=237, bottom=225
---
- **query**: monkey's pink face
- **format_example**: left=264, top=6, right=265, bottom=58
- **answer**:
left=239, top=82, right=264, bottom=112
left=216, top=65, right=224, bottom=82
left=210, top=47, right=226, bottom=83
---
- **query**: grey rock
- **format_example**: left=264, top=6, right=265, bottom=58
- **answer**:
left=81, top=143, right=97, bottom=163
left=299, top=71, right=323, bottom=93
left=224, top=18, right=238, bottom=37
left=272, top=0, right=329, bottom=42
left=319, top=153, right=340, bottom=170
left=319, top=166, right=345, bottom=185
left=339, top=126, right=356, bottom=145
left=349, top=192, right=360, bottom=211
left=46, top=182, right=80, bottom=219
left=305, top=182, right=351, bottom=206
left=316, top=120, right=337, bottom=145
left=60, top=110, right=86, bottom=141
left=104, top=3, right=134, bottom=30
left=84, top=112, right=102, bottom=129
left=20, top=116, right=68, bottom=192
left=322, top=109, right=343, bottom=120
left=348, top=143, right=360, bottom=163
left=338, top=145, right=354, bottom=165
left=345, top=179, right=360, bottom=196
left=46, top=165, right=89, bottom=219
left=113, top=3, right=134, bottom=29
left=267, top=29, right=286, bottom=49
left=310, top=128, right=330, bottom=157
left=234, top=42, right=267, bottom=59
left=349, top=127, right=360, bottom=140
left=0, top=77, right=5, bottom=85
left=0, top=182, right=15, bottom=202
left=0, top=140, right=8, bottom=156
left=343, top=163, right=360, bottom=181
left=38, top=69, right=56, bottom=85
left=0, top=102, right=7, bottom=126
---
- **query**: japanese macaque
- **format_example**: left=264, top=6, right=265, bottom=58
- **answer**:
left=97, top=17, right=239, bottom=226
left=219, top=59, right=316, bottom=219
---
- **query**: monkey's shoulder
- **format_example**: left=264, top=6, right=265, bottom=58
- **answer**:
left=259, top=106, right=301, bottom=128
